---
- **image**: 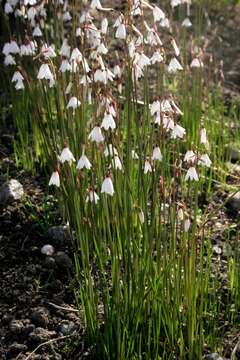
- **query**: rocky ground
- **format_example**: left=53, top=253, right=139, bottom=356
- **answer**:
left=1, top=2, right=240, bottom=360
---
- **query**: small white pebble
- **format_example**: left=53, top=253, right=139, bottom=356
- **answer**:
left=41, top=244, right=55, bottom=256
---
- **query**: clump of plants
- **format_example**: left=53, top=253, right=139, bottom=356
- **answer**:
left=2, top=0, right=240, bottom=358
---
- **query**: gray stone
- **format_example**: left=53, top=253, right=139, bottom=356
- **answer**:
left=31, top=307, right=49, bottom=327
left=44, top=256, right=56, bottom=269
left=9, top=342, right=28, bottom=353
left=58, top=321, right=76, bottom=336
left=9, top=319, right=24, bottom=334
left=205, top=353, right=224, bottom=360
left=226, top=191, right=240, bottom=212
left=46, top=225, right=69, bottom=246
left=227, top=146, right=240, bottom=162
left=29, top=327, right=57, bottom=343
left=41, top=244, right=55, bottom=256
left=55, top=251, right=72, bottom=270
left=0, top=179, right=24, bottom=205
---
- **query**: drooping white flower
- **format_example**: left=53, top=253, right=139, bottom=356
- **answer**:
left=5, top=2, right=13, bottom=14
left=67, top=97, right=81, bottom=110
left=101, top=18, right=108, bottom=34
left=115, top=23, right=126, bottom=40
left=185, top=167, right=199, bottom=181
left=94, top=69, right=107, bottom=84
left=37, top=64, right=54, bottom=82
left=168, top=58, right=183, bottom=73
left=3, top=40, right=19, bottom=55
left=144, top=160, right=152, bottom=174
left=49, top=171, right=60, bottom=187
left=97, top=43, right=108, bottom=55
left=12, top=71, right=24, bottom=83
left=151, top=50, right=164, bottom=64
left=15, top=80, right=24, bottom=90
left=88, top=126, right=104, bottom=143
left=4, top=54, right=16, bottom=66
left=150, top=100, right=160, bottom=116
left=190, top=58, right=203, bottom=68
left=113, top=64, right=122, bottom=78
left=101, top=176, right=114, bottom=196
left=65, top=82, right=72, bottom=95
left=171, top=124, right=186, bottom=139
left=160, top=17, right=170, bottom=28
left=138, top=209, right=145, bottom=224
left=200, top=128, right=207, bottom=145
left=111, top=156, right=122, bottom=170
left=63, top=11, right=72, bottom=22
left=41, top=44, right=56, bottom=59
left=104, top=145, right=118, bottom=157
left=59, top=59, right=71, bottom=72
left=184, top=218, right=191, bottom=232
left=182, top=17, right=192, bottom=28
left=184, top=150, right=197, bottom=163
left=153, top=6, right=165, bottom=22
left=152, top=147, right=163, bottom=161
left=59, top=147, right=76, bottom=163
left=90, top=0, right=102, bottom=9
left=86, top=190, right=100, bottom=204
left=101, top=113, right=116, bottom=131
left=132, top=150, right=139, bottom=159
left=33, top=26, right=42, bottom=37
left=171, top=38, right=180, bottom=57
left=136, top=52, right=151, bottom=69
left=77, top=152, right=92, bottom=170
left=70, top=48, right=82, bottom=63
left=171, top=0, right=182, bottom=7
left=60, top=39, right=71, bottom=58
left=199, top=154, right=211, bottom=168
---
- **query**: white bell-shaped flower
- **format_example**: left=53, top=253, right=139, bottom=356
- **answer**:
left=15, top=80, right=24, bottom=90
left=171, top=124, right=186, bottom=139
left=111, top=156, right=122, bottom=170
left=190, top=58, right=203, bottom=68
left=77, top=152, right=92, bottom=170
left=67, top=97, right=81, bottom=110
left=168, top=58, right=183, bottom=73
left=132, top=150, right=139, bottom=160
left=37, top=64, right=54, bottom=81
left=185, top=167, right=199, bottom=181
left=104, top=145, right=118, bottom=157
left=200, top=128, right=207, bottom=145
left=59, top=59, right=71, bottom=72
left=59, top=147, right=76, bottom=163
left=4, top=54, right=16, bottom=66
left=101, top=113, right=116, bottom=131
left=12, top=71, right=24, bottom=83
left=182, top=18, right=192, bottom=28
left=101, top=176, right=114, bottom=196
left=101, top=18, right=108, bottom=34
left=153, top=6, right=165, bottom=22
left=86, top=190, right=100, bottom=204
left=171, top=39, right=180, bottom=57
left=115, top=23, right=127, bottom=39
left=199, top=154, right=211, bottom=168
left=49, top=171, right=60, bottom=187
left=152, top=147, right=163, bottom=161
left=151, top=50, right=164, bottom=64
left=88, top=126, right=104, bottom=143
left=144, top=160, right=152, bottom=174
left=70, top=48, right=82, bottom=63
left=184, top=150, right=197, bottom=163
left=33, top=26, right=42, bottom=37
